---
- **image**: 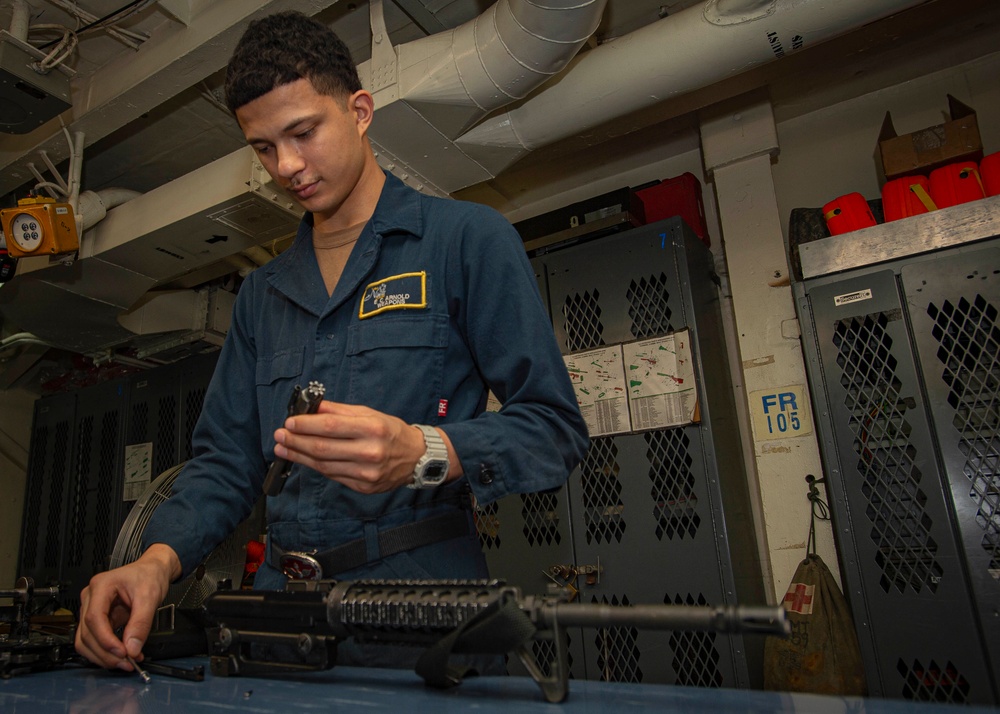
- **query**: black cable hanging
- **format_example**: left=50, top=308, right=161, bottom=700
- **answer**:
left=805, top=474, right=830, bottom=556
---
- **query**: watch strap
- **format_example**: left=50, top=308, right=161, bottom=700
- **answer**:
left=408, top=424, right=449, bottom=489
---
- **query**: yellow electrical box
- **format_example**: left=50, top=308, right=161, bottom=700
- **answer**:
left=1, top=196, right=79, bottom=258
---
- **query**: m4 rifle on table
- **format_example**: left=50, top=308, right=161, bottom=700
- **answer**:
left=204, top=578, right=789, bottom=702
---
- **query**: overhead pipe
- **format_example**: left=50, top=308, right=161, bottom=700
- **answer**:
left=453, top=0, right=932, bottom=174
left=67, top=130, right=84, bottom=223
left=77, top=187, right=143, bottom=230
left=361, top=0, right=607, bottom=193
left=9, top=0, right=29, bottom=42
left=0, top=331, right=52, bottom=356
left=392, top=0, right=608, bottom=139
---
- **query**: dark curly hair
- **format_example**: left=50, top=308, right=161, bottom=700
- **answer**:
left=225, top=11, right=362, bottom=113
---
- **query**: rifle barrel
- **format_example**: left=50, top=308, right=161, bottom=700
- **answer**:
left=541, top=603, right=789, bottom=636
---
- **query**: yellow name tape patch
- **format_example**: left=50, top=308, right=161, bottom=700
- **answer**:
left=359, top=271, right=427, bottom=319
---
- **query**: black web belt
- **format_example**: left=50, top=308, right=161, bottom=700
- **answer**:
left=269, top=510, right=470, bottom=580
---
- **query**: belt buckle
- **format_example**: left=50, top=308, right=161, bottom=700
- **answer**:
left=279, top=551, right=323, bottom=580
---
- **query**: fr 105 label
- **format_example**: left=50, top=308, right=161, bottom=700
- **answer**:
left=749, top=385, right=814, bottom=441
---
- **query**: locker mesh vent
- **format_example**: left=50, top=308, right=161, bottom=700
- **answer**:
left=667, top=592, right=723, bottom=688
left=68, top=416, right=93, bottom=568
left=927, top=295, right=1000, bottom=569
left=645, top=429, right=700, bottom=540
left=592, top=594, right=641, bottom=683
left=531, top=634, right=573, bottom=679
left=581, top=437, right=626, bottom=544
left=833, top=314, right=943, bottom=594
left=128, top=401, right=149, bottom=443
left=156, top=395, right=178, bottom=475
left=521, top=492, right=562, bottom=546
left=43, top=422, right=70, bottom=569
left=475, top=501, right=501, bottom=550
left=21, top=425, right=49, bottom=569
left=627, top=273, right=674, bottom=338
left=92, top=411, right=120, bottom=574
left=897, top=658, right=970, bottom=703
left=184, top=387, right=208, bottom=460
left=562, top=290, right=605, bottom=352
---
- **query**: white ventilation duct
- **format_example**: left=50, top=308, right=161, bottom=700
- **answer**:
left=395, top=0, right=606, bottom=137
left=366, top=0, right=930, bottom=192
left=362, top=0, right=608, bottom=194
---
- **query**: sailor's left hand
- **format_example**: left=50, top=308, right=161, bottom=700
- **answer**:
left=273, top=401, right=458, bottom=492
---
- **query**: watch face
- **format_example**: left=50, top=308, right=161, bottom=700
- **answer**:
left=423, top=461, right=448, bottom=483
left=10, top=213, right=43, bottom=253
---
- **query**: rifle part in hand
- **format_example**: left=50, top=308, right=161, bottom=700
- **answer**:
left=262, top=381, right=326, bottom=496
left=204, top=578, right=789, bottom=702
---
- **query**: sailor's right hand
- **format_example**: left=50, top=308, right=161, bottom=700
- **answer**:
left=75, top=543, right=181, bottom=671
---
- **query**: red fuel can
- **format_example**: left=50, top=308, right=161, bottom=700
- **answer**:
left=982, top=151, right=1000, bottom=197
left=882, top=176, right=935, bottom=222
left=929, top=161, right=985, bottom=208
left=823, top=192, right=877, bottom=236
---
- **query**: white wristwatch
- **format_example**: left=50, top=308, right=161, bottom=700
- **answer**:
left=407, top=424, right=449, bottom=489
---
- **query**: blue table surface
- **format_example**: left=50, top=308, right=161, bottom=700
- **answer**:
left=1, top=658, right=997, bottom=714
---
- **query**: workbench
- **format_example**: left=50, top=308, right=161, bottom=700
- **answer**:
left=1, top=658, right=996, bottom=713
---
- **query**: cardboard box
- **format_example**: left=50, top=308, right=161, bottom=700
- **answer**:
left=874, top=95, right=983, bottom=184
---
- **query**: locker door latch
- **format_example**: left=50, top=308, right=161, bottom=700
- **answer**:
left=544, top=557, right=602, bottom=600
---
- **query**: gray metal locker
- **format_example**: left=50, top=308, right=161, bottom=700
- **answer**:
left=18, top=351, right=220, bottom=612
left=479, top=217, right=766, bottom=688
left=61, top=379, right=127, bottom=611
left=17, top=392, right=76, bottom=591
left=124, top=351, right=219, bottom=481
left=795, top=217, right=1000, bottom=705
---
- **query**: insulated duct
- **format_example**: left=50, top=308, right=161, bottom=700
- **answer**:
left=362, top=0, right=608, bottom=194
left=455, top=0, right=931, bottom=172
left=365, top=0, right=930, bottom=193
left=394, top=0, right=606, bottom=137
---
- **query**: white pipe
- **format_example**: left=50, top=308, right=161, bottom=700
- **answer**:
left=31, top=181, right=67, bottom=196
left=96, top=187, right=142, bottom=211
left=402, top=0, right=606, bottom=107
left=9, top=0, right=29, bottom=42
left=78, top=188, right=142, bottom=230
left=0, top=332, right=52, bottom=355
left=27, top=163, right=60, bottom=197
left=455, top=0, right=930, bottom=165
left=382, top=0, right=607, bottom=139
left=68, top=130, right=84, bottom=210
left=225, top=253, right=258, bottom=277
left=38, top=151, right=69, bottom=193
left=242, top=245, right=274, bottom=267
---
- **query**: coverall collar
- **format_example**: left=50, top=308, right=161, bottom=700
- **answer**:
left=263, top=172, right=424, bottom=316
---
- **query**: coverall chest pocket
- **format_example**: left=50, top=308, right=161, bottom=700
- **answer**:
left=255, top=348, right=305, bottom=443
left=345, top=314, right=448, bottom=420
